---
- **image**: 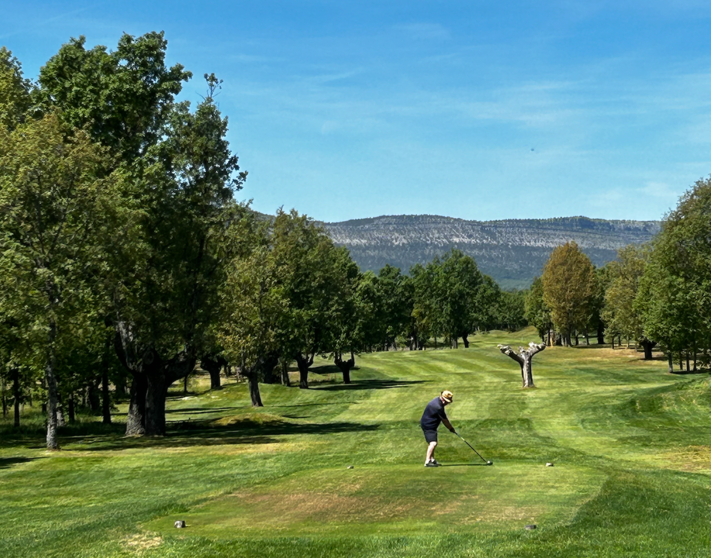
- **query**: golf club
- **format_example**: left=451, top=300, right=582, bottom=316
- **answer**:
left=453, top=431, right=492, bottom=465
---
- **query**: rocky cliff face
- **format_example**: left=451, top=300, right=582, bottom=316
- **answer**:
left=323, top=215, right=660, bottom=290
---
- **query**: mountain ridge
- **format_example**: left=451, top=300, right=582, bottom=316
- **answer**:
left=322, top=214, right=660, bottom=290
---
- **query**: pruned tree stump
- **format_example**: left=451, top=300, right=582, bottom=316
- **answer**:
left=498, top=342, right=546, bottom=388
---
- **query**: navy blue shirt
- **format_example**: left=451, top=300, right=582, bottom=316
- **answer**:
left=420, top=397, right=448, bottom=430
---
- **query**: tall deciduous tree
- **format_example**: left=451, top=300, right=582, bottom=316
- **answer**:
left=37, top=33, right=190, bottom=162
left=602, top=245, right=655, bottom=358
left=541, top=242, right=597, bottom=346
left=0, top=114, right=116, bottom=449
left=220, top=224, right=285, bottom=406
left=272, top=210, right=343, bottom=389
left=112, top=94, right=246, bottom=435
left=638, top=177, right=711, bottom=372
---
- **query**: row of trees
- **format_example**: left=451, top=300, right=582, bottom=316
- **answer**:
left=525, top=177, right=711, bottom=372
left=0, top=34, right=529, bottom=449
left=7, top=31, right=707, bottom=452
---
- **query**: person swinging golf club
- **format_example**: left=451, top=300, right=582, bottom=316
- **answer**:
left=420, top=390, right=455, bottom=467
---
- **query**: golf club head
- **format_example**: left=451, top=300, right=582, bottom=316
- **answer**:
left=486, top=460, right=493, bottom=466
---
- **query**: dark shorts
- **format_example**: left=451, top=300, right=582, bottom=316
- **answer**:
left=422, top=429, right=438, bottom=443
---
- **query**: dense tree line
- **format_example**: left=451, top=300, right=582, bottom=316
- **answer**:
left=526, top=178, right=711, bottom=372
left=0, top=34, right=531, bottom=448
left=14, top=31, right=710, bottom=449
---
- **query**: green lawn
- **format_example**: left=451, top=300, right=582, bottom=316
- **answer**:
left=3, top=329, right=711, bottom=557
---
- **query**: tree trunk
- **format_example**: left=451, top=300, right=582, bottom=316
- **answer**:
left=145, top=375, right=167, bottom=436
left=597, top=322, right=605, bottom=345
left=295, top=353, right=314, bottom=389
left=126, top=374, right=147, bottom=436
left=247, top=373, right=263, bottom=407
left=200, top=355, right=225, bottom=390
left=56, top=405, right=66, bottom=428
left=462, top=334, right=469, bottom=348
left=521, top=356, right=535, bottom=388
left=68, top=393, right=75, bottom=424
left=280, top=359, right=291, bottom=386
left=667, top=352, right=674, bottom=373
left=1, top=377, right=7, bottom=418
left=88, top=378, right=100, bottom=414
left=498, top=343, right=545, bottom=388
left=12, top=368, right=20, bottom=428
left=210, top=368, right=221, bottom=389
left=115, top=374, right=128, bottom=398
left=102, top=360, right=111, bottom=425
left=263, top=363, right=275, bottom=384
left=45, top=323, right=60, bottom=450
left=641, top=339, right=656, bottom=360
left=335, top=351, right=356, bottom=384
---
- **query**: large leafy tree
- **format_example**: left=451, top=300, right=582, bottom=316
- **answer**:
left=375, top=265, right=412, bottom=350
left=638, top=177, right=711, bottom=371
left=326, top=249, right=366, bottom=383
left=35, top=32, right=246, bottom=435
left=497, top=290, right=527, bottom=332
left=602, top=245, right=655, bottom=358
left=112, top=94, right=245, bottom=435
left=471, top=274, right=501, bottom=334
left=271, top=210, right=345, bottom=389
left=219, top=221, right=284, bottom=406
left=436, top=250, right=484, bottom=347
left=0, top=114, right=117, bottom=449
left=542, top=242, right=597, bottom=346
left=37, top=33, right=190, bottom=162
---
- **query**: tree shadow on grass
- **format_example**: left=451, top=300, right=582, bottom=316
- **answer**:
left=314, top=379, right=426, bottom=392
left=61, top=419, right=380, bottom=452
left=0, top=456, right=41, bottom=469
left=310, top=364, right=360, bottom=375
left=165, top=406, right=239, bottom=415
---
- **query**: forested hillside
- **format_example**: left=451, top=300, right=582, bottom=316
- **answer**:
left=325, top=215, right=660, bottom=289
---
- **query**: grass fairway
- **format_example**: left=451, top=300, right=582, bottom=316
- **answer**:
left=3, top=328, right=711, bottom=557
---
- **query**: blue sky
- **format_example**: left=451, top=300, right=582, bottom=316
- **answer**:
left=3, top=1, right=711, bottom=222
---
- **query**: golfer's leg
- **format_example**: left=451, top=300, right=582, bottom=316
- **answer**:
left=426, top=441, right=437, bottom=463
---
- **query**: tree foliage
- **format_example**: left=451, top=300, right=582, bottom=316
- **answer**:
left=541, top=242, right=597, bottom=346
left=638, top=177, right=711, bottom=370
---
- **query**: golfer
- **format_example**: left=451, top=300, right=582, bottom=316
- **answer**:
left=420, top=390, right=455, bottom=467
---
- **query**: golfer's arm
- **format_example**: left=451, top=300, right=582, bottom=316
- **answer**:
left=441, top=417, right=454, bottom=432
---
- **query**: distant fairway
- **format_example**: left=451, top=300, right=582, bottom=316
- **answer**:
left=3, top=328, right=711, bottom=557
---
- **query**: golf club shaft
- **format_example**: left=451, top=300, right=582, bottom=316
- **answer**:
left=454, top=432, right=489, bottom=464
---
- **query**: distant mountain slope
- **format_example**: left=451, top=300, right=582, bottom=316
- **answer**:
left=323, top=215, right=660, bottom=290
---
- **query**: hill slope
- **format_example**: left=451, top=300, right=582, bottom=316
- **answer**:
left=324, top=215, right=660, bottom=289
